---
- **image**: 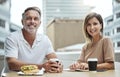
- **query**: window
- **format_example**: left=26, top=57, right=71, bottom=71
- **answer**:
left=117, top=27, right=120, bottom=33
left=113, top=42, right=115, bottom=48
left=116, top=12, right=120, bottom=19
left=0, top=19, right=5, bottom=28
left=117, top=41, right=120, bottom=47
left=107, top=18, right=113, bottom=25
left=105, top=32, right=110, bottom=36
left=0, top=0, right=7, bottom=4
left=0, top=41, right=4, bottom=49
left=112, top=29, right=114, bottom=35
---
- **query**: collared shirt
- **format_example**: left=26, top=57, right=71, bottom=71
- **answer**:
left=5, top=30, right=54, bottom=64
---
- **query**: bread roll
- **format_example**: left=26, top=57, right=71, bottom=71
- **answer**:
left=21, top=65, right=39, bottom=74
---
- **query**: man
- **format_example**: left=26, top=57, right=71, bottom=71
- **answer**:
left=4, top=6, right=63, bottom=73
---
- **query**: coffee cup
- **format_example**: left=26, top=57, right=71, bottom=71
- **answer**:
left=49, top=58, right=60, bottom=69
left=49, top=58, right=59, bottom=63
left=87, top=58, right=98, bottom=71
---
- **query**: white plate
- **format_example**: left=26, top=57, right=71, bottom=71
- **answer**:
left=75, top=69, right=89, bottom=72
left=17, top=69, right=44, bottom=76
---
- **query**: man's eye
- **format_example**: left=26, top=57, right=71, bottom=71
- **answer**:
left=26, top=17, right=32, bottom=20
left=34, top=17, right=40, bottom=21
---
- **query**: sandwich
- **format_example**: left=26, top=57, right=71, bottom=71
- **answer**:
left=20, top=65, right=39, bottom=74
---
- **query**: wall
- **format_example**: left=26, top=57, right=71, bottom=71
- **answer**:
left=47, top=19, right=85, bottom=50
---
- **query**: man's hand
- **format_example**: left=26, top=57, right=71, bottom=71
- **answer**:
left=42, top=60, right=63, bottom=73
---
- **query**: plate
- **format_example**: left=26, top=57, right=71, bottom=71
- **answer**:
left=75, top=69, right=89, bottom=72
left=17, top=69, right=44, bottom=76
left=63, top=68, right=89, bottom=72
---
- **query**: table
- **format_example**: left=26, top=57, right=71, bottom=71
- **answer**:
left=3, top=62, right=120, bottom=77
left=3, top=70, right=120, bottom=77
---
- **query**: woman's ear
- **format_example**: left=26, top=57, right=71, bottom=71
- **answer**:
left=100, top=23, right=103, bottom=32
left=100, top=23, right=102, bottom=29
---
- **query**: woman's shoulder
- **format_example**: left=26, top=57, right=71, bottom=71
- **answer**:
left=82, top=42, right=90, bottom=50
left=101, top=36, right=112, bottom=44
left=101, top=36, right=112, bottom=41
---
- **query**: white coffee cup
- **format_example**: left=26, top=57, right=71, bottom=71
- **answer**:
left=49, top=58, right=59, bottom=63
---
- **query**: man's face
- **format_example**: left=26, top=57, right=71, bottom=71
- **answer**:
left=22, top=10, right=41, bottom=34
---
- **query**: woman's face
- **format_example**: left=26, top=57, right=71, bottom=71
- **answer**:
left=86, top=17, right=102, bottom=38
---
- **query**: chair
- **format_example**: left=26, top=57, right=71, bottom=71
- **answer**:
left=0, top=57, right=9, bottom=77
left=115, top=62, right=120, bottom=70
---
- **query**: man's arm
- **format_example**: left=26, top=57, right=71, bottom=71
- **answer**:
left=6, top=53, right=57, bottom=71
left=6, top=57, right=44, bottom=71
left=6, top=57, right=26, bottom=71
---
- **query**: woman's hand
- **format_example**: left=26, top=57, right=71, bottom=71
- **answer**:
left=69, top=62, right=80, bottom=70
left=79, top=63, right=88, bottom=70
left=69, top=62, right=88, bottom=70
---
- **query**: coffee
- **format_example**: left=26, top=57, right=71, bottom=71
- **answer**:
left=87, top=58, right=98, bottom=71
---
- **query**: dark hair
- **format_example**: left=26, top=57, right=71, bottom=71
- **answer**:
left=22, top=6, right=41, bottom=18
left=83, top=12, right=103, bottom=41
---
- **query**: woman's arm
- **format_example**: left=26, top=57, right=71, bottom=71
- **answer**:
left=97, top=62, right=114, bottom=70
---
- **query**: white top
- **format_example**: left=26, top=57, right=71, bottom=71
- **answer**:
left=5, top=30, right=55, bottom=64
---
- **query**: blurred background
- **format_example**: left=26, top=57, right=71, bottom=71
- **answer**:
left=0, top=0, right=120, bottom=73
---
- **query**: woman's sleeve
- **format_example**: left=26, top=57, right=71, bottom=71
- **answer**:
left=77, top=45, right=86, bottom=63
left=103, top=37, right=115, bottom=62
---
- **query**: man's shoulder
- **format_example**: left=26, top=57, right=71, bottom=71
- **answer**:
left=37, top=33, right=49, bottom=39
left=7, top=30, right=21, bottom=39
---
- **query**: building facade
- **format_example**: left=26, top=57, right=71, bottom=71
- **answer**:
left=104, top=0, right=120, bottom=50
left=43, top=0, right=93, bottom=33
left=0, top=0, right=11, bottom=55
left=0, top=0, right=21, bottom=55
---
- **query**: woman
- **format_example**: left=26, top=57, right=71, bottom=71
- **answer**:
left=69, top=12, right=115, bottom=70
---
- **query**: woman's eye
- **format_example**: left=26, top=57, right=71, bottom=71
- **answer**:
left=93, top=23, right=98, bottom=25
left=87, top=24, right=91, bottom=26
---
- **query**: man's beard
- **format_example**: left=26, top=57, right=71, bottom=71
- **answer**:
left=24, top=26, right=37, bottom=34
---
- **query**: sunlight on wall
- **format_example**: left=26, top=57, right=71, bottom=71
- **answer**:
left=11, top=0, right=43, bottom=34
left=83, top=0, right=112, bottom=18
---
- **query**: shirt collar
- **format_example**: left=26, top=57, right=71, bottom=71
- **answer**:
left=19, top=30, right=42, bottom=42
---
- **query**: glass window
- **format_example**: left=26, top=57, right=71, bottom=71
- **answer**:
left=0, top=41, right=4, bottom=49
left=0, top=19, right=5, bottom=28
left=113, top=42, right=115, bottom=48
left=112, top=29, right=114, bottom=34
left=117, top=41, right=120, bottom=47
left=116, top=12, right=120, bottom=19
left=117, top=27, right=120, bottom=33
